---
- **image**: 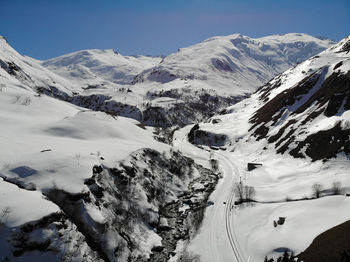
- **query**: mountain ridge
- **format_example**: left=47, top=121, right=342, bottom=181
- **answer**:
left=1, top=32, right=335, bottom=127
left=1, top=33, right=349, bottom=262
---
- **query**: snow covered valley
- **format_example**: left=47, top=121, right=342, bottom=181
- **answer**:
left=0, top=33, right=349, bottom=262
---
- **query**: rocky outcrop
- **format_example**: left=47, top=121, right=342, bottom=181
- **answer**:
left=3, top=148, right=219, bottom=261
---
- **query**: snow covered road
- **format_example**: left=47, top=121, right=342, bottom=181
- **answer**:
left=173, top=126, right=246, bottom=262
left=188, top=152, right=246, bottom=262
left=221, top=153, right=246, bottom=262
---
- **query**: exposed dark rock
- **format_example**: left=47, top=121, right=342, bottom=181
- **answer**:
left=188, top=126, right=227, bottom=147
left=247, top=163, right=262, bottom=171
left=249, top=66, right=350, bottom=161
left=298, top=219, right=350, bottom=262
left=188, top=124, right=199, bottom=143
left=340, top=39, right=350, bottom=52
left=268, top=120, right=297, bottom=144
left=290, top=122, right=350, bottom=161
left=93, top=165, right=104, bottom=174
left=0, top=60, right=21, bottom=76
left=250, top=69, right=322, bottom=129
left=151, top=246, right=164, bottom=252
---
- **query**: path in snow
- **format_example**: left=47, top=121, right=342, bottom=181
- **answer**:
left=173, top=126, right=246, bottom=262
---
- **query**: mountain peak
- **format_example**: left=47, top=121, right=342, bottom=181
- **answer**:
left=0, top=36, right=9, bottom=45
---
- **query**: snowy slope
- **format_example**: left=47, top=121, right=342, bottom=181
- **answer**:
left=42, top=49, right=162, bottom=86
left=0, top=36, right=80, bottom=96
left=133, top=33, right=335, bottom=95
left=0, top=78, right=171, bottom=260
left=0, top=72, right=218, bottom=261
left=1, top=33, right=334, bottom=128
left=0, top=80, right=167, bottom=208
left=183, top=35, right=350, bottom=262
left=35, top=33, right=335, bottom=127
left=249, top=35, right=350, bottom=161
left=190, top=35, right=350, bottom=161
left=0, top=33, right=346, bottom=262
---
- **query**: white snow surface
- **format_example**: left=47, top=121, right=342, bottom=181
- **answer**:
left=38, top=33, right=335, bottom=100
left=0, top=36, right=79, bottom=94
left=176, top=36, right=350, bottom=262
left=0, top=33, right=348, bottom=262
left=42, top=49, right=162, bottom=85
left=133, top=33, right=334, bottom=95
left=0, top=80, right=167, bottom=224
left=175, top=105, right=350, bottom=261
left=0, top=177, right=59, bottom=227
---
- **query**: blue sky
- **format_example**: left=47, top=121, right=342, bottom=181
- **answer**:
left=1, top=0, right=349, bottom=59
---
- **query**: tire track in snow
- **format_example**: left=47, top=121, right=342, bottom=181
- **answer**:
left=219, top=153, right=245, bottom=262
left=172, top=128, right=246, bottom=261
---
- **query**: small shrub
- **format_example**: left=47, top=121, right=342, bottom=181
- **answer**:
left=311, top=183, right=323, bottom=198
left=331, top=181, right=344, bottom=195
left=234, top=182, right=256, bottom=204
left=234, top=182, right=244, bottom=203
left=179, top=250, right=201, bottom=262
left=244, top=185, right=256, bottom=201
left=264, top=251, right=298, bottom=262
left=0, top=206, right=11, bottom=227
left=209, top=158, right=219, bottom=172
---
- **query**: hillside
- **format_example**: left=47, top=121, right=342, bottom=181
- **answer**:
left=38, top=34, right=334, bottom=127
left=0, top=33, right=348, bottom=262
left=250, top=35, right=350, bottom=161
left=0, top=69, right=219, bottom=261
left=0, top=36, right=79, bottom=97
left=42, top=49, right=162, bottom=85
left=132, top=33, right=334, bottom=95
left=185, top=35, right=350, bottom=261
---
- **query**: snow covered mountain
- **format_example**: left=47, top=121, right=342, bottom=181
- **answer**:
left=0, top=34, right=335, bottom=128
left=185, top=35, right=350, bottom=261
left=0, top=57, right=218, bottom=261
left=249, top=36, right=350, bottom=161
left=132, top=33, right=334, bottom=95
left=36, top=33, right=335, bottom=127
left=191, top=35, right=350, bottom=160
left=0, top=33, right=348, bottom=262
left=0, top=36, right=79, bottom=97
left=42, top=49, right=162, bottom=85
left=0, top=34, right=223, bottom=262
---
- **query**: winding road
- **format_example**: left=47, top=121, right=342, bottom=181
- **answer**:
left=173, top=126, right=246, bottom=262
left=220, top=153, right=246, bottom=262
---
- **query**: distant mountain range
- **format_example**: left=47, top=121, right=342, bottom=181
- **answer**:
left=0, top=32, right=349, bottom=262
left=0, top=33, right=335, bottom=127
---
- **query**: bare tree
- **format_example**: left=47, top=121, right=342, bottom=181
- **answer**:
left=244, top=185, right=256, bottom=201
left=234, top=182, right=244, bottom=203
left=312, top=183, right=323, bottom=198
left=209, top=158, right=219, bottom=172
left=0, top=206, right=11, bottom=227
left=234, top=182, right=256, bottom=203
left=331, top=181, right=344, bottom=195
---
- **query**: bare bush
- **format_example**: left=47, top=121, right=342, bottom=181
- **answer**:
left=209, top=158, right=219, bottom=172
left=189, top=207, right=205, bottom=232
left=312, top=183, right=323, bottom=198
left=179, top=250, right=201, bottom=262
left=234, top=182, right=244, bottom=203
left=234, top=182, right=256, bottom=204
left=331, top=181, right=344, bottom=195
left=114, top=239, right=127, bottom=258
left=244, top=185, right=256, bottom=201
left=0, top=206, right=11, bottom=227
